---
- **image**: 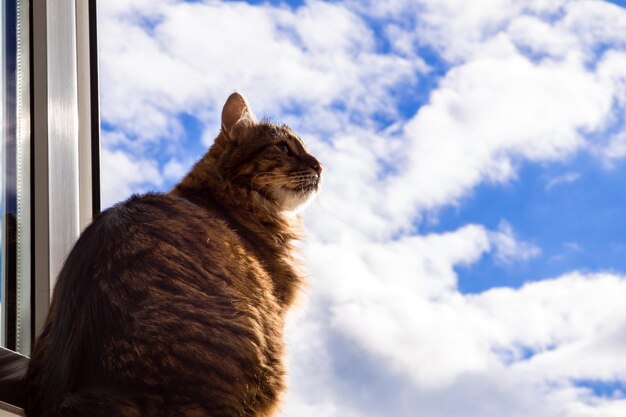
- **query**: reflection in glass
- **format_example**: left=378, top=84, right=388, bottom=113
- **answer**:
left=0, top=0, right=3, bottom=348
left=1, top=0, right=31, bottom=355
left=1, top=0, right=20, bottom=351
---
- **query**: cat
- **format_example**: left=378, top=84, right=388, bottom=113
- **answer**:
left=24, top=92, right=322, bottom=417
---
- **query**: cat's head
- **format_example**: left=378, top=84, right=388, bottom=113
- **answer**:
left=212, top=92, right=322, bottom=212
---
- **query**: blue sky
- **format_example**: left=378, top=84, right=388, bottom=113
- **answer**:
left=438, top=154, right=626, bottom=292
left=98, top=0, right=626, bottom=416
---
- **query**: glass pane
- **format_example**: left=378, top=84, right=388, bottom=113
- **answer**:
left=0, top=0, right=3, bottom=347
left=1, top=0, right=29, bottom=354
left=1, top=0, right=18, bottom=351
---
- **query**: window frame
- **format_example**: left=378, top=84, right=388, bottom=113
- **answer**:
left=0, top=0, right=100, bottom=411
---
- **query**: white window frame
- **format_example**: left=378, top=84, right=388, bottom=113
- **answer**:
left=0, top=0, right=100, bottom=412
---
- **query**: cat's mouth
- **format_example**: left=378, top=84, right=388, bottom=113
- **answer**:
left=251, top=172, right=321, bottom=212
left=283, top=174, right=320, bottom=193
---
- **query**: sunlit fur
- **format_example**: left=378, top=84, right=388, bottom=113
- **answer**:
left=24, top=94, right=321, bottom=417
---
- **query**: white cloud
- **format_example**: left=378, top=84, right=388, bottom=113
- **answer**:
left=100, top=146, right=164, bottom=208
left=162, top=157, right=192, bottom=182
left=98, top=0, right=423, bottom=143
left=283, top=267, right=626, bottom=417
left=568, top=397, right=626, bottom=417
left=545, top=172, right=581, bottom=190
left=564, top=241, right=583, bottom=252
left=507, top=14, right=579, bottom=60
left=597, top=131, right=626, bottom=165
left=488, top=221, right=541, bottom=264
left=356, top=0, right=570, bottom=62
left=474, top=273, right=626, bottom=350
left=383, top=50, right=612, bottom=228
left=561, top=0, right=626, bottom=56
left=597, top=51, right=626, bottom=107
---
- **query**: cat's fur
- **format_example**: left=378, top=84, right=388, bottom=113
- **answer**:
left=25, top=93, right=322, bottom=417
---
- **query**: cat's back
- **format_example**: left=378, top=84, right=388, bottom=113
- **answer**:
left=98, top=192, right=226, bottom=251
left=100, top=192, right=274, bottom=294
left=92, top=192, right=245, bottom=274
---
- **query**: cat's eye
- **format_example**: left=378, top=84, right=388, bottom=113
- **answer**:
left=277, top=142, right=291, bottom=155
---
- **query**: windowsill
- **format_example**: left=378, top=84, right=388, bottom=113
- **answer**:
left=0, top=400, right=22, bottom=416
left=0, top=347, right=28, bottom=410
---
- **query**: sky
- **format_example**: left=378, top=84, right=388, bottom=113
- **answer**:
left=98, top=0, right=626, bottom=416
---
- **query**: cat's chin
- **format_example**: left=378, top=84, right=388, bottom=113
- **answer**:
left=270, top=185, right=317, bottom=213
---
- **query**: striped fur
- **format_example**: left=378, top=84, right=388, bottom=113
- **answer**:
left=25, top=93, right=322, bottom=417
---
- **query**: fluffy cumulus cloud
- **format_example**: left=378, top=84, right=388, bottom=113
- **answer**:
left=98, top=0, right=423, bottom=142
left=383, top=51, right=613, bottom=223
left=97, top=0, right=626, bottom=416
left=100, top=141, right=164, bottom=208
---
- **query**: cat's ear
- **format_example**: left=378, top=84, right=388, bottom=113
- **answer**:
left=221, top=92, right=257, bottom=139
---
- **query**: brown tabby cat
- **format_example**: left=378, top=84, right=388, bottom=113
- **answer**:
left=25, top=93, right=322, bottom=417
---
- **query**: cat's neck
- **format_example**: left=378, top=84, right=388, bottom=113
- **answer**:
left=169, top=150, right=301, bottom=251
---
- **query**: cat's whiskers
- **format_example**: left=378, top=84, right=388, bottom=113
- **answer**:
left=250, top=172, right=288, bottom=189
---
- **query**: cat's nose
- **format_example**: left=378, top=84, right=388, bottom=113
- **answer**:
left=310, top=160, right=322, bottom=176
